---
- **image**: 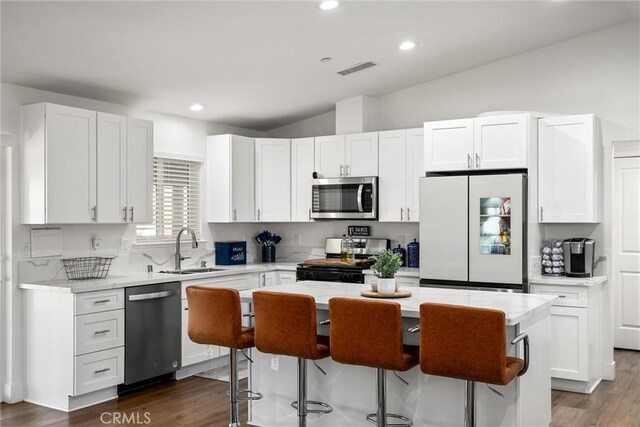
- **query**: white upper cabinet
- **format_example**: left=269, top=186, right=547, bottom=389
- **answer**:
left=97, top=112, right=127, bottom=223
left=314, top=135, right=345, bottom=178
left=473, top=114, right=529, bottom=170
left=538, top=114, right=601, bottom=223
left=291, top=138, right=315, bottom=222
left=22, top=103, right=97, bottom=224
left=378, top=128, right=423, bottom=222
left=255, top=138, right=291, bottom=222
left=207, top=134, right=255, bottom=223
left=126, top=118, right=153, bottom=224
left=345, top=132, right=378, bottom=177
left=314, top=132, right=378, bottom=178
left=424, top=119, right=474, bottom=172
left=424, top=114, right=532, bottom=172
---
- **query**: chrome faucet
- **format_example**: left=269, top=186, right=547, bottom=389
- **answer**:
left=175, top=227, right=198, bottom=270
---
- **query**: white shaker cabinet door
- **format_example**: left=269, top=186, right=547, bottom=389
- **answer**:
left=126, top=118, right=153, bottom=224
left=549, top=306, right=589, bottom=381
left=314, top=135, right=345, bottom=178
left=424, top=119, right=474, bottom=172
left=231, top=135, right=256, bottom=222
left=405, top=128, right=424, bottom=222
left=255, top=138, right=291, bottom=222
left=291, top=138, right=315, bottom=222
left=45, top=103, right=97, bottom=223
left=97, top=112, right=127, bottom=223
left=473, top=114, right=528, bottom=170
left=378, top=130, right=406, bottom=222
left=345, top=132, right=378, bottom=177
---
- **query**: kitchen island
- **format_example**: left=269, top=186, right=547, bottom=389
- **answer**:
left=239, top=281, right=556, bottom=427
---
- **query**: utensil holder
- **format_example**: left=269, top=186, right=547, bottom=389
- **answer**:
left=261, top=246, right=276, bottom=263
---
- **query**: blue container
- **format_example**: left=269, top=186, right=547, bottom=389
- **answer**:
left=392, top=244, right=407, bottom=267
left=261, top=246, right=276, bottom=263
left=407, top=239, right=420, bottom=268
left=215, top=241, right=247, bottom=265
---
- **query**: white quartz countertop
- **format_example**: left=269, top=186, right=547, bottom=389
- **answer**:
left=363, top=267, right=420, bottom=277
left=529, top=275, right=607, bottom=287
left=239, top=281, right=556, bottom=326
left=19, top=262, right=299, bottom=293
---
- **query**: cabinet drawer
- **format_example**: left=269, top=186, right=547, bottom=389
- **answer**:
left=75, top=310, right=124, bottom=355
left=75, top=289, right=124, bottom=315
left=396, top=277, right=420, bottom=288
left=181, top=274, right=257, bottom=295
left=74, top=347, right=124, bottom=396
left=531, top=284, right=588, bottom=308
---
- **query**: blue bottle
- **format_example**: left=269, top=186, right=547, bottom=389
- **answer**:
left=392, top=244, right=407, bottom=267
left=407, top=239, right=419, bottom=268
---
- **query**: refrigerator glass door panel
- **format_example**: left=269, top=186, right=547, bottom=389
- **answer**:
left=419, top=176, right=469, bottom=281
left=468, top=174, right=524, bottom=284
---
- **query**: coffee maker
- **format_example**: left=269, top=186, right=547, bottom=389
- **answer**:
left=563, top=238, right=595, bottom=277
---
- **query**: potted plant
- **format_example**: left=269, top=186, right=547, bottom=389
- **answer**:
left=370, top=250, right=403, bottom=294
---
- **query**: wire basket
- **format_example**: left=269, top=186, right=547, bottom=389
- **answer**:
left=62, top=257, right=114, bottom=280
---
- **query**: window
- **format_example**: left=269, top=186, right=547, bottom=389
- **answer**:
left=137, top=157, right=201, bottom=243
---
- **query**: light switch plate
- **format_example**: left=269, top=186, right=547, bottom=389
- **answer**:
left=270, top=355, right=279, bottom=371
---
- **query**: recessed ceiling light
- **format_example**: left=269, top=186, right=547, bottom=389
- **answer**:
left=320, top=57, right=332, bottom=63
left=319, top=1, right=339, bottom=11
left=399, top=41, right=417, bottom=51
left=190, top=104, right=206, bottom=112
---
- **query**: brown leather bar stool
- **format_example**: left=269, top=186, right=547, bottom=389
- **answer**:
left=414, top=303, right=529, bottom=427
left=253, top=290, right=333, bottom=427
left=329, top=297, right=419, bottom=427
left=186, top=286, right=262, bottom=427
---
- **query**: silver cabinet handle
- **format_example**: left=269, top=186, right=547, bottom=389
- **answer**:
left=257, top=209, right=261, bottom=221
left=407, top=207, right=411, bottom=221
left=558, top=295, right=566, bottom=298
left=540, top=206, right=544, bottom=222
left=129, top=207, right=134, bottom=222
left=93, top=299, right=111, bottom=304
left=94, top=368, right=111, bottom=374
left=467, top=154, right=472, bottom=169
left=346, top=164, right=350, bottom=176
left=308, top=208, right=311, bottom=221
left=475, top=153, right=480, bottom=168
left=400, top=207, right=404, bottom=221
left=233, top=208, right=237, bottom=222
left=122, top=206, right=128, bottom=222
left=339, top=164, right=344, bottom=177
left=93, top=329, right=110, bottom=335
left=91, top=206, right=97, bottom=222
left=128, top=289, right=178, bottom=301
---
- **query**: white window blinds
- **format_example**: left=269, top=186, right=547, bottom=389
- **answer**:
left=136, top=157, right=201, bottom=242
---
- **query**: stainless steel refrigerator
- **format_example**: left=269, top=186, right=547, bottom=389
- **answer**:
left=419, top=172, right=528, bottom=292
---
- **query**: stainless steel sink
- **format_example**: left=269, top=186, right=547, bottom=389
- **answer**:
left=159, top=267, right=226, bottom=275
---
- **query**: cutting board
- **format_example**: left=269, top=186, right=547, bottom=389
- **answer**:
left=303, top=258, right=374, bottom=268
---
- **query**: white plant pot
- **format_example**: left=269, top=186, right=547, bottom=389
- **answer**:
left=378, top=278, right=396, bottom=295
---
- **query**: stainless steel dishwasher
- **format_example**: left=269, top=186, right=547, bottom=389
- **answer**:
left=122, top=281, right=181, bottom=389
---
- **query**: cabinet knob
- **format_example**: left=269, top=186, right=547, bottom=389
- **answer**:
left=400, top=207, right=404, bottom=221
left=467, top=154, right=472, bottom=169
left=122, top=206, right=128, bottom=222
left=129, top=206, right=134, bottom=222
left=91, top=206, right=97, bottom=222
left=407, top=207, right=411, bottom=222
left=346, top=164, right=350, bottom=176
left=340, top=164, right=344, bottom=177
left=475, top=153, right=480, bottom=168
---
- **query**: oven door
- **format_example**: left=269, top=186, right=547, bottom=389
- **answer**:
left=311, top=177, right=377, bottom=219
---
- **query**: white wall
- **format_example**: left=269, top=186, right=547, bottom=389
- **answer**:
left=265, top=110, right=335, bottom=138
left=0, top=82, right=263, bottom=402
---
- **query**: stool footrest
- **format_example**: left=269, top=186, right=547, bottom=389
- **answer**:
left=291, top=400, right=333, bottom=414
left=225, top=389, right=263, bottom=401
left=366, top=413, right=413, bottom=427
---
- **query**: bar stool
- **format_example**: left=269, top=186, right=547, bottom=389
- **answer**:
left=329, top=297, right=419, bottom=427
left=252, top=290, right=333, bottom=427
left=415, top=303, right=529, bottom=427
left=186, top=286, right=263, bottom=427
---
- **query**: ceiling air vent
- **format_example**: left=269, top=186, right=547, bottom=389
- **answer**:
left=337, top=61, right=377, bottom=76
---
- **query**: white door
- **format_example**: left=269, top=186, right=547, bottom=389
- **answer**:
left=97, top=112, right=127, bottom=223
left=45, top=103, right=96, bottom=223
left=255, top=138, right=291, bottom=222
left=314, top=135, right=345, bottom=178
left=538, top=115, right=599, bottom=223
left=291, top=138, right=314, bottom=222
left=231, top=135, right=255, bottom=222
left=419, top=176, right=469, bottom=282
left=613, top=155, right=640, bottom=350
left=405, top=128, right=424, bottom=222
left=126, top=118, right=153, bottom=223
left=468, top=174, right=524, bottom=285
left=549, top=306, right=589, bottom=381
left=424, top=119, right=474, bottom=172
left=378, top=130, right=406, bottom=222
left=473, top=114, right=528, bottom=170
left=345, top=132, right=378, bottom=177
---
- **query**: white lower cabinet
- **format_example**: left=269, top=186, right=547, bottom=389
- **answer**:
left=74, top=347, right=125, bottom=396
left=530, top=281, right=604, bottom=393
left=365, top=274, right=420, bottom=287
left=277, top=271, right=297, bottom=284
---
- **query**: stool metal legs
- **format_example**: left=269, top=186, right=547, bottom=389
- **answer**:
left=366, top=369, right=413, bottom=427
left=290, top=358, right=333, bottom=427
left=465, top=380, right=476, bottom=427
left=227, top=349, right=263, bottom=427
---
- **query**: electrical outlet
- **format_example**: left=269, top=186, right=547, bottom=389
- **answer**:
left=91, top=235, right=101, bottom=251
left=293, top=234, right=301, bottom=246
left=22, top=243, right=31, bottom=258
left=270, top=355, right=279, bottom=371
left=118, top=239, right=130, bottom=252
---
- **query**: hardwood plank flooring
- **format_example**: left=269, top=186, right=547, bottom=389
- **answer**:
left=2, top=349, right=638, bottom=427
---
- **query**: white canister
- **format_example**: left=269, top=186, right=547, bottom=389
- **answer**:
left=378, top=278, right=396, bottom=295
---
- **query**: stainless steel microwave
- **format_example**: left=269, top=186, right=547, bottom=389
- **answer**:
left=311, top=176, right=378, bottom=220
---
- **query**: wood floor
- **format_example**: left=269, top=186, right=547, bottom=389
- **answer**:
left=2, top=349, right=638, bottom=427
